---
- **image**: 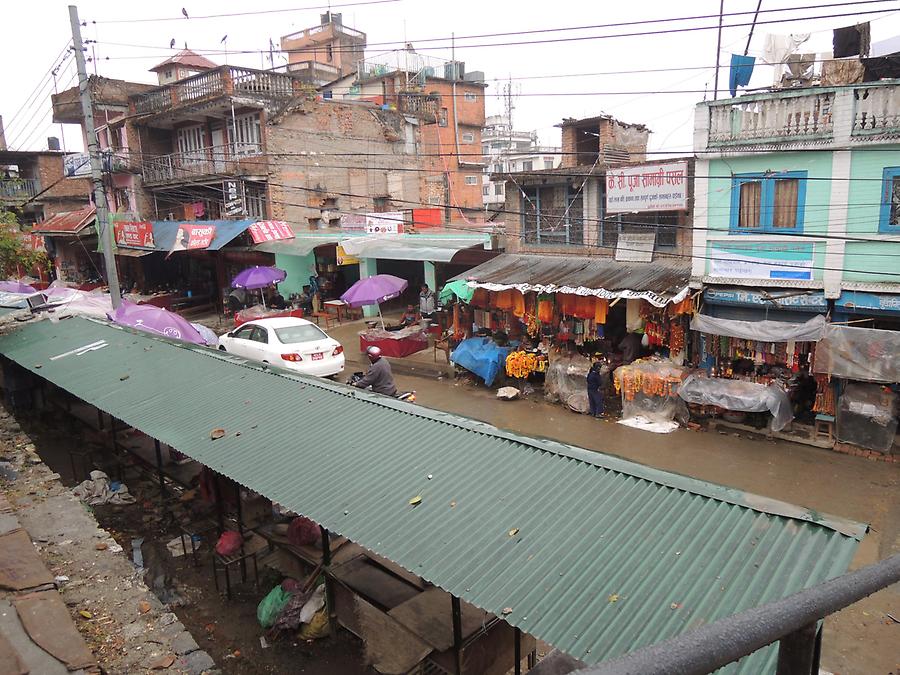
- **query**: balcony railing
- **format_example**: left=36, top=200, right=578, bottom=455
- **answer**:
left=707, top=82, right=900, bottom=147
left=852, top=84, right=900, bottom=136
left=0, top=178, right=40, bottom=201
left=142, top=144, right=264, bottom=185
left=132, top=66, right=298, bottom=116
left=397, top=92, right=440, bottom=121
left=708, top=90, right=835, bottom=145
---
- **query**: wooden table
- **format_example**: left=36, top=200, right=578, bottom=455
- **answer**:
left=324, top=299, right=357, bottom=323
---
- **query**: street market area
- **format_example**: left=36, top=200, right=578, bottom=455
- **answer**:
left=0, top=317, right=889, bottom=674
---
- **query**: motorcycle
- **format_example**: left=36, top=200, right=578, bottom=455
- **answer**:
left=347, top=372, right=416, bottom=403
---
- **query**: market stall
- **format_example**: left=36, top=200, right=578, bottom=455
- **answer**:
left=450, top=337, right=511, bottom=387
left=614, top=358, right=688, bottom=430
left=814, top=324, right=899, bottom=454
left=678, top=374, right=793, bottom=432
left=359, top=325, right=429, bottom=358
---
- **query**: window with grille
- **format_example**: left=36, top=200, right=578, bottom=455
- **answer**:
left=461, top=132, right=475, bottom=143
left=879, top=167, right=900, bottom=232
left=730, top=172, right=806, bottom=233
left=521, top=184, right=583, bottom=246
left=464, top=175, right=478, bottom=185
left=244, top=184, right=267, bottom=219
left=232, top=113, right=261, bottom=156
left=494, top=182, right=504, bottom=196
left=464, top=92, right=477, bottom=102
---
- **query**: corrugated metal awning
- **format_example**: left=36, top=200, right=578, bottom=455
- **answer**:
left=0, top=317, right=865, bottom=673
left=32, top=206, right=96, bottom=236
left=451, top=253, right=691, bottom=307
left=339, top=235, right=490, bottom=263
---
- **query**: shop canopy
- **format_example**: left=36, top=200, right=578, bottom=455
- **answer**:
left=450, top=253, right=691, bottom=307
left=252, top=235, right=343, bottom=256
left=32, top=206, right=96, bottom=236
left=691, top=313, right=826, bottom=343
left=814, top=323, right=900, bottom=383
left=115, top=220, right=254, bottom=253
left=0, top=317, right=865, bottom=673
left=338, top=234, right=491, bottom=263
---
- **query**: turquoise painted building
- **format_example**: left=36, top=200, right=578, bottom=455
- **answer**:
left=692, top=81, right=900, bottom=326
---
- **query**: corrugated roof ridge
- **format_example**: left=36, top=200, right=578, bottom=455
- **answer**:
left=76, top=317, right=866, bottom=540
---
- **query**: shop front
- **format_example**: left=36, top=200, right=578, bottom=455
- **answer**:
left=443, top=253, right=693, bottom=414
left=33, top=206, right=104, bottom=289
left=112, top=219, right=262, bottom=313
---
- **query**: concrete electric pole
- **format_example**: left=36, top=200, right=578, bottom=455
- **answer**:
left=68, top=4, right=121, bottom=308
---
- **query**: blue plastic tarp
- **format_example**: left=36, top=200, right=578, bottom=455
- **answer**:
left=450, top=337, right=510, bottom=387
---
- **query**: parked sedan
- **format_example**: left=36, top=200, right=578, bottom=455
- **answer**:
left=218, top=317, right=345, bottom=377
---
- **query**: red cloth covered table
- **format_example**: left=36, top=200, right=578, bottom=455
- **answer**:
left=359, top=334, right=428, bottom=358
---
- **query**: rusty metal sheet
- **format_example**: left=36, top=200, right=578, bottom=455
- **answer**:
left=14, top=592, right=96, bottom=671
left=0, top=530, right=53, bottom=592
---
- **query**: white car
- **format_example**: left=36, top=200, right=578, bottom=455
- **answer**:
left=218, top=317, right=345, bottom=377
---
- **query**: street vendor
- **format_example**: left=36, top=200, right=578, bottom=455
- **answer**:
left=399, top=305, right=418, bottom=327
left=587, top=360, right=610, bottom=418
left=419, top=284, right=436, bottom=319
left=354, top=346, right=398, bottom=396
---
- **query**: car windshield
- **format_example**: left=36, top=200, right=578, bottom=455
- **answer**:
left=274, top=324, right=328, bottom=344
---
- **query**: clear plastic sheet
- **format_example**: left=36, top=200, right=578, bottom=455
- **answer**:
left=836, top=383, right=898, bottom=452
left=678, top=374, right=794, bottom=431
left=544, top=353, right=592, bottom=413
left=615, top=359, right=688, bottom=423
left=691, top=313, right=825, bottom=342
left=814, top=324, right=900, bottom=383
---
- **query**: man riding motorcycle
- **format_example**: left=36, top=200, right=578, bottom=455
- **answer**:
left=353, top=346, right=398, bottom=397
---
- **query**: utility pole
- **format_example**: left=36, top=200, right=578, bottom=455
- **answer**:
left=68, top=4, right=120, bottom=307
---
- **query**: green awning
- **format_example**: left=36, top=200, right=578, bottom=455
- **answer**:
left=0, top=317, right=866, bottom=671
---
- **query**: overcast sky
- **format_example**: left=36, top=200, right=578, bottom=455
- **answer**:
left=4, top=0, right=900, bottom=155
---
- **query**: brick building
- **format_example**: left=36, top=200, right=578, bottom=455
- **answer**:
left=280, top=11, right=366, bottom=87
left=0, top=150, right=91, bottom=224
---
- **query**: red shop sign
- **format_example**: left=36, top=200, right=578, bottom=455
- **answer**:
left=170, top=224, right=217, bottom=253
left=248, top=220, right=294, bottom=244
left=114, top=221, right=156, bottom=249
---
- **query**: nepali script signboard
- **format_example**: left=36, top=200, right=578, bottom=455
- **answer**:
left=605, top=160, right=689, bottom=213
left=170, top=224, right=217, bottom=254
left=248, top=221, right=294, bottom=244
left=114, top=221, right=156, bottom=249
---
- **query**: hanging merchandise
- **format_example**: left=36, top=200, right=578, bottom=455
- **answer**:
left=557, top=293, right=577, bottom=317
left=505, top=350, right=546, bottom=379
left=537, top=294, right=554, bottom=324
left=493, top=289, right=515, bottom=311
left=512, top=290, right=526, bottom=318
left=812, top=374, right=836, bottom=416
left=594, top=298, right=608, bottom=324
left=472, top=288, right=490, bottom=308
left=626, top=299, right=643, bottom=332
left=669, top=322, right=686, bottom=354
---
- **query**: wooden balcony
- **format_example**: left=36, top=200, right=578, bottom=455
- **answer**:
left=132, top=66, right=299, bottom=117
left=396, top=92, right=440, bottom=123
left=141, top=144, right=266, bottom=186
left=0, top=178, right=40, bottom=201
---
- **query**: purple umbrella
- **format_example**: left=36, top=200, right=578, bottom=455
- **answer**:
left=108, top=300, right=208, bottom=345
left=340, top=274, right=408, bottom=327
left=0, top=280, right=37, bottom=294
left=231, top=266, right=287, bottom=290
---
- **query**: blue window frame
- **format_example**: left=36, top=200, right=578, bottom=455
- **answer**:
left=729, top=171, right=807, bottom=234
left=878, top=166, right=900, bottom=233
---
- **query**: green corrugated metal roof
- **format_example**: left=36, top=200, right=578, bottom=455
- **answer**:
left=0, top=317, right=866, bottom=672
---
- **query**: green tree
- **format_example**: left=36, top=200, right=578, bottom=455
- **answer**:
left=0, top=209, right=48, bottom=279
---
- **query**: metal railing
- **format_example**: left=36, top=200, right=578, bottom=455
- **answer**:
left=576, top=552, right=900, bottom=675
left=141, top=144, right=263, bottom=185
left=132, top=66, right=298, bottom=115
left=397, top=92, right=440, bottom=119
left=0, top=178, right=40, bottom=200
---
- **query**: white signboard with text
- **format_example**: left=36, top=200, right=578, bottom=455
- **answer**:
left=365, top=212, right=405, bottom=234
left=605, top=161, right=688, bottom=213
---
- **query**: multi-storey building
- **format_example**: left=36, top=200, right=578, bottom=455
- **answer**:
left=692, top=79, right=900, bottom=328
left=481, top=114, right=561, bottom=210
left=280, top=11, right=366, bottom=87
left=324, top=50, right=487, bottom=218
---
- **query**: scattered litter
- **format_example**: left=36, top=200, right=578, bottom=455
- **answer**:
left=259, top=636, right=269, bottom=649
left=138, top=600, right=151, bottom=614
left=426, top=474, right=433, bottom=480
left=72, top=471, right=136, bottom=505
left=887, top=613, right=899, bottom=624
left=119, top=374, right=130, bottom=381
left=670, top=602, right=682, bottom=610
left=149, top=655, right=175, bottom=669
left=132, top=538, right=144, bottom=568
left=55, top=575, right=69, bottom=584
left=108, top=542, right=123, bottom=554
left=449, top=501, right=456, bottom=508
left=608, top=594, right=621, bottom=603
left=408, top=495, right=422, bottom=506
left=166, top=536, right=190, bottom=558
left=78, top=610, right=93, bottom=619
left=95, top=542, right=108, bottom=551
left=508, top=528, right=519, bottom=537
left=496, top=386, right=520, bottom=400
left=209, top=428, right=226, bottom=440
left=501, top=607, right=513, bottom=616
left=617, top=416, right=678, bottom=434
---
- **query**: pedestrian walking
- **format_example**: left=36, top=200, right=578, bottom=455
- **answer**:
left=587, top=361, right=608, bottom=418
